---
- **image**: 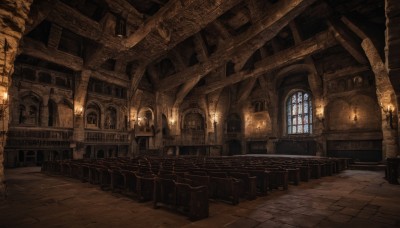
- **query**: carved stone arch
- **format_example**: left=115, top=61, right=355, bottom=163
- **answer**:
left=19, top=91, right=43, bottom=126
left=104, top=105, right=118, bottom=129
left=85, top=101, right=102, bottom=129
left=284, top=89, right=313, bottom=135
left=137, top=106, right=154, bottom=128
left=19, top=91, right=43, bottom=103
left=181, top=108, right=206, bottom=130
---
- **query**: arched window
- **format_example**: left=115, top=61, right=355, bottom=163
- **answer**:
left=286, top=91, right=312, bottom=134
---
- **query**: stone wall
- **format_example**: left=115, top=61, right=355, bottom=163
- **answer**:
left=0, top=0, right=33, bottom=198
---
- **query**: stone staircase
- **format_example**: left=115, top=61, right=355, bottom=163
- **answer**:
left=348, top=162, right=387, bottom=171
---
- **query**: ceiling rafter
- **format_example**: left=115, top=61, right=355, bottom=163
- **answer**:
left=157, top=0, right=318, bottom=92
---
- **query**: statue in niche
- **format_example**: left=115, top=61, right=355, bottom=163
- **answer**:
left=104, top=115, right=110, bottom=129
left=87, top=112, right=98, bottom=127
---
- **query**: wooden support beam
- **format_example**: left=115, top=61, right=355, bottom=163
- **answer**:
left=22, top=38, right=83, bottom=71
left=194, top=30, right=336, bottom=94
left=47, top=23, right=63, bottom=49
left=104, top=0, right=143, bottom=25
left=146, top=65, right=160, bottom=88
left=323, top=66, right=370, bottom=81
left=237, top=77, right=257, bottom=103
left=22, top=38, right=129, bottom=87
left=47, top=0, right=122, bottom=49
left=116, top=0, right=242, bottom=62
left=289, top=20, right=321, bottom=97
left=210, top=20, right=233, bottom=41
left=122, top=0, right=198, bottom=49
left=129, top=65, right=146, bottom=101
left=158, top=0, right=317, bottom=91
left=92, top=70, right=129, bottom=88
left=328, top=18, right=368, bottom=65
left=233, top=0, right=266, bottom=72
left=24, top=0, right=54, bottom=35
left=173, top=33, right=209, bottom=106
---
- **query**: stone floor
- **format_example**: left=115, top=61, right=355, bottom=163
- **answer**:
left=1, top=167, right=400, bottom=228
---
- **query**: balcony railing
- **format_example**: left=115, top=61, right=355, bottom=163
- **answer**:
left=6, top=126, right=73, bottom=148
left=85, top=130, right=129, bottom=144
left=164, top=137, right=206, bottom=146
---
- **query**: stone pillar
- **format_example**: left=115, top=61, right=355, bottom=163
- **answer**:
left=72, top=70, right=91, bottom=159
left=154, top=92, right=163, bottom=149
left=40, top=96, right=49, bottom=127
left=361, top=38, right=399, bottom=159
left=0, top=0, right=34, bottom=199
left=385, top=0, right=400, bottom=156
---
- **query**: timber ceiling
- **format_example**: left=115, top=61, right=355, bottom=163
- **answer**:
left=18, top=0, right=385, bottom=101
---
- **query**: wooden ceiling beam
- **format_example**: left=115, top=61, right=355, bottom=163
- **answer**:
left=193, top=30, right=336, bottom=95
left=328, top=18, right=369, bottom=65
left=173, top=33, right=210, bottom=106
left=157, top=0, right=318, bottom=92
left=24, top=0, right=55, bottom=35
left=22, top=37, right=83, bottom=71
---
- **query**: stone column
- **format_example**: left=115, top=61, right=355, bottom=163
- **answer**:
left=40, top=96, right=49, bottom=127
left=72, top=70, right=91, bottom=159
left=0, top=0, right=33, bottom=199
left=154, top=92, right=163, bottom=149
left=362, top=38, right=399, bottom=159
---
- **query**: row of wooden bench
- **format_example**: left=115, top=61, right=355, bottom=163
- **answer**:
left=41, top=156, right=349, bottom=220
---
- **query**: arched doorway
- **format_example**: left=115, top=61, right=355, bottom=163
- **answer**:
left=182, top=109, right=205, bottom=144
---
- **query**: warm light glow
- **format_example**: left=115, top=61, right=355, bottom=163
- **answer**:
left=213, top=112, right=219, bottom=123
left=2, top=92, right=8, bottom=101
left=353, top=107, right=358, bottom=122
left=75, top=105, right=83, bottom=116
left=316, top=106, right=324, bottom=120
left=169, top=119, right=175, bottom=126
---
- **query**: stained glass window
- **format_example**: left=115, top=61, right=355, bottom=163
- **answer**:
left=287, top=91, right=312, bottom=134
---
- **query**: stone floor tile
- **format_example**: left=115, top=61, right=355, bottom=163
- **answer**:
left=224, top=218, right=260, bottom=228
left=2, top=168, right=400, bottom=228
left=339, top=207, right=360, bottom=216
left=327, top=213, right=353, bottom=223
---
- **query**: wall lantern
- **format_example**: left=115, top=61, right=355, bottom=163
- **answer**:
left=74, top=105, right=83, bottom=118
left=382, top=104, right=393, bottom=129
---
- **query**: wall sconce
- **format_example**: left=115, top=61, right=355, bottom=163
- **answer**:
left=213, top=113, right=218, bottom=124
left=315, top=104, right=325, bottom=126
left=169, top=119, right=175, bottom=127
left=74, top=106, right=83, bottom=117
left=353, top=107, right=358, bottom=122
left=0, top=92, right=9, bottom=118
left=382, top=104, right=393, bottom=129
